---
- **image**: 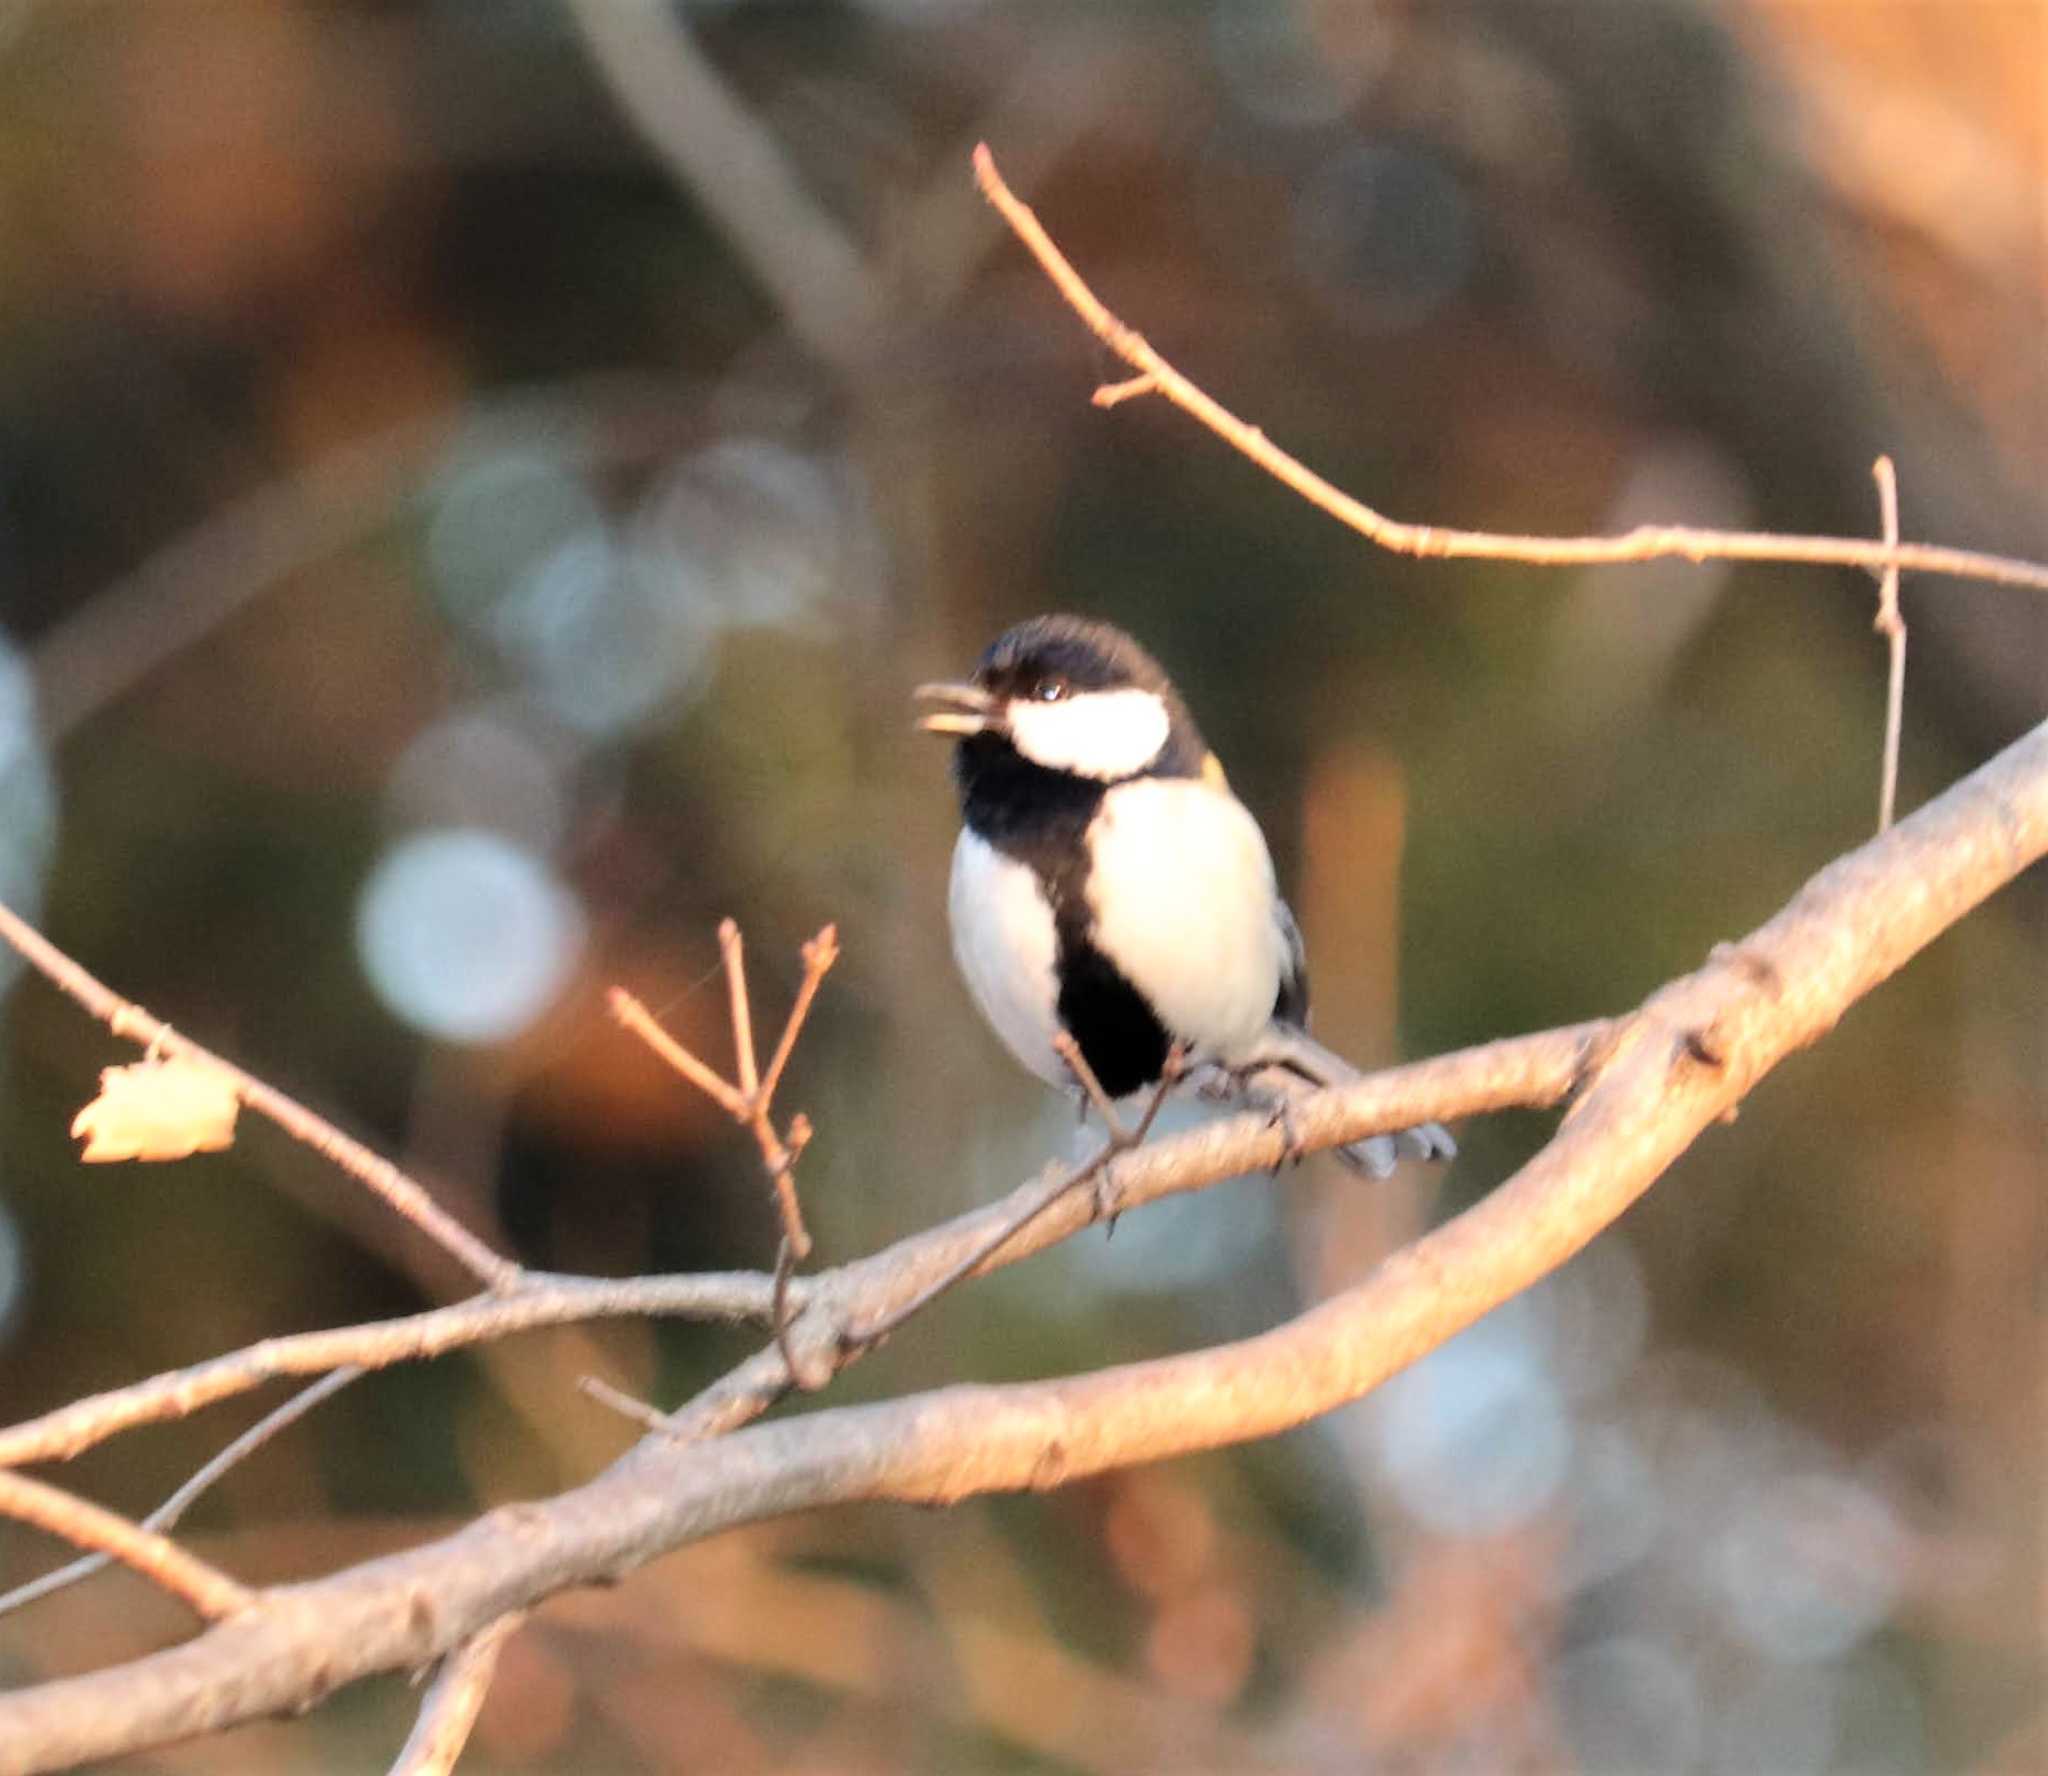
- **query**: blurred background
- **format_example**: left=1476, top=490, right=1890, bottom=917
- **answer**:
left=0, top=1, right=2042, bottom=1770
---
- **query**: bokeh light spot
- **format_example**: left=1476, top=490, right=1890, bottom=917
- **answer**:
left=1366, top=1300, right=1571, bottom=1535
left=1710, top=1470, right=1907, bottom=1662
left=355, top=829, right=584, bottom=1044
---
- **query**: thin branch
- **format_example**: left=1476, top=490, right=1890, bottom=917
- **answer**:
left=388, top=1613, right=524, bottom=1776
left=5, top=713, right=2043, bottom=1772
left=0, top=1368, right=360, bottom=1621
left=769, top=1236, right=816, bottom=1390
left=563, top=0, right=881, bottom=369
left=0, top=1012, right=1597, bottom=1486
left=636, top=1022, right=1600, bottom=1451
left=718, top=919, right=760, bottom=1102
left=0, top=899, right=520, bottom=1292
left=758, top=925, right=839, bottom=1109
left=855, top=1044, right=1190, bottom=1347
left=0, top=1472, right=251, bottom=1624
left=0, top=1005, right=1556, bottom=1474
left=29, top=375, right=695, bottom=740
left=577, top=1376, right=671, bottom=1436
left=606, top=988, right=749, bottom=1119
left=0, top=1271, right=782, bottom=1471
left=1873, top=455, right=1908, bottom=831
left=612, top=922, right=835, bottom=1267
left=970, top=144, right=2048, bottom=597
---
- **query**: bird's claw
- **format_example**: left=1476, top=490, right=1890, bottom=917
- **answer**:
left=1095, top=1158, right=1122, bottom=1236
left=1266, top=1098, right=1308, bottom=1174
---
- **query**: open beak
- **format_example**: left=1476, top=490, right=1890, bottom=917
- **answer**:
left=913, top=680, right=1000, bottom=738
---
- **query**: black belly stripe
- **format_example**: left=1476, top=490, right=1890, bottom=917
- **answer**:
left=956, top=734, right=1176, bottom=1096
left=1054, top=944, right=1171, bottom=1097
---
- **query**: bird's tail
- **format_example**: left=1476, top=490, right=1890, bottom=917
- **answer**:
left=1233, top=1026, right=1456, bottom=1180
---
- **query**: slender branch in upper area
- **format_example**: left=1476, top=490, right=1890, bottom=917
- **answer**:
left=969, top=144, right=2048, bottom=597
left=564, top=0, right=881, bottom=368
left=1873, top=455, right=1909, bottom=831
left=0, top=1472, right=251, bottom=1624
left=0, top=900, right=520, bottom=1292
left=5, top=715, right=2043, bottom=1773
left=387, top=1612, right=524, bottom=1776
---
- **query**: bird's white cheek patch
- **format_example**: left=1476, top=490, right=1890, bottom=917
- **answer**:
left=1006, top=688, right=1170, bottom=780
left=947, top=829, right=1067, bottom=1087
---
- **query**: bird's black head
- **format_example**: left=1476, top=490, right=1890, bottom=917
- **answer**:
left=914, top=615, right=1209, bottom=798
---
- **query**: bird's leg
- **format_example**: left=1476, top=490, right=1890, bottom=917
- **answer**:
left=1053, top=1036, right=1190, bottom=1232
left=1099, top=1042, right=1191, bottom=1231
left=1052, top=1031, right=1132, bottom=1147
left=1134, top=1042, right=1189, bottom=1139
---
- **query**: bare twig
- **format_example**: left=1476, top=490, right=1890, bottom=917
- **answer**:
left=29, top=376, right=695, bottom=740
left=577, top=1376, right=671, bottom=1435
left=564, top=0, right=881, bottom=368
left=4, top=712, right=2043, bottom=1773
left=718, top=919, right=761, bottom=1103
left=0, top=900, right=520, bottom=1292
left=0, top=1368, right=361, bottom=1621
left=850, top=1043, right=1182, bottom=1348
left=388, top=1612, right=524, bottom=1776
left=612, top=921, right=836, bottom=1272
left=1873, top=456, right=1908, bottom=831
left=0, top=1271, right=782, bottom=1471
left=607, top=988, right=749, bottom=1119
left=769, top=1237, right=817, bottom=1390
left=970, top=145, right=2048, bottom=597
left=0, top=1006, right=1549, bottom=1474
left=637, top=1022, right=1599, bottom=1452
left=760, top=926, right=839, bottom=1109
left=0, top=1472, right=251, bottom=1623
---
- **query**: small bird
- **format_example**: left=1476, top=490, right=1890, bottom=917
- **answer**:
left=915, top=614, right=1453, bottom=1176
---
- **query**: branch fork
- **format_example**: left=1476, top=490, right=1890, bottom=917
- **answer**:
left=609, top=920, right=839, bottom=1380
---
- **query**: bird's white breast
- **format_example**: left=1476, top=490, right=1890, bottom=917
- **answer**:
left=1084, top=777, right=1288, bottom=1063
left=947, top=828, right=1067, bottom=1086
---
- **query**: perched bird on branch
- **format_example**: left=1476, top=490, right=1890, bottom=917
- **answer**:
left=916, top=614, right=1453, bottom=1176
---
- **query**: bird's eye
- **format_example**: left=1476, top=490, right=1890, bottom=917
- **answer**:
left=1033, top=677, right=1070, bottom=703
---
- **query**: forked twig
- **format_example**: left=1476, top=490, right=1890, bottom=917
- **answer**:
left=1873, top=457, right=1908, bottom=832
left=610, top=922, right=838, bottom=1370
left=970, top=143, right=2048, bottom=597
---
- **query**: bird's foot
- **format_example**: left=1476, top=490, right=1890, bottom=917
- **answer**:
left=1265, top=1096, right=1309, bottom=1174
left=1095, top=1160, right=1122, bottom=1238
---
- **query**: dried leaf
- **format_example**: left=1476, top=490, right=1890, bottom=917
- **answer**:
left=71, top=1057, right=241, bottom=1163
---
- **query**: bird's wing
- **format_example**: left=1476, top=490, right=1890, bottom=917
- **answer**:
left=1273, top=899, right=1311, bottom=1031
